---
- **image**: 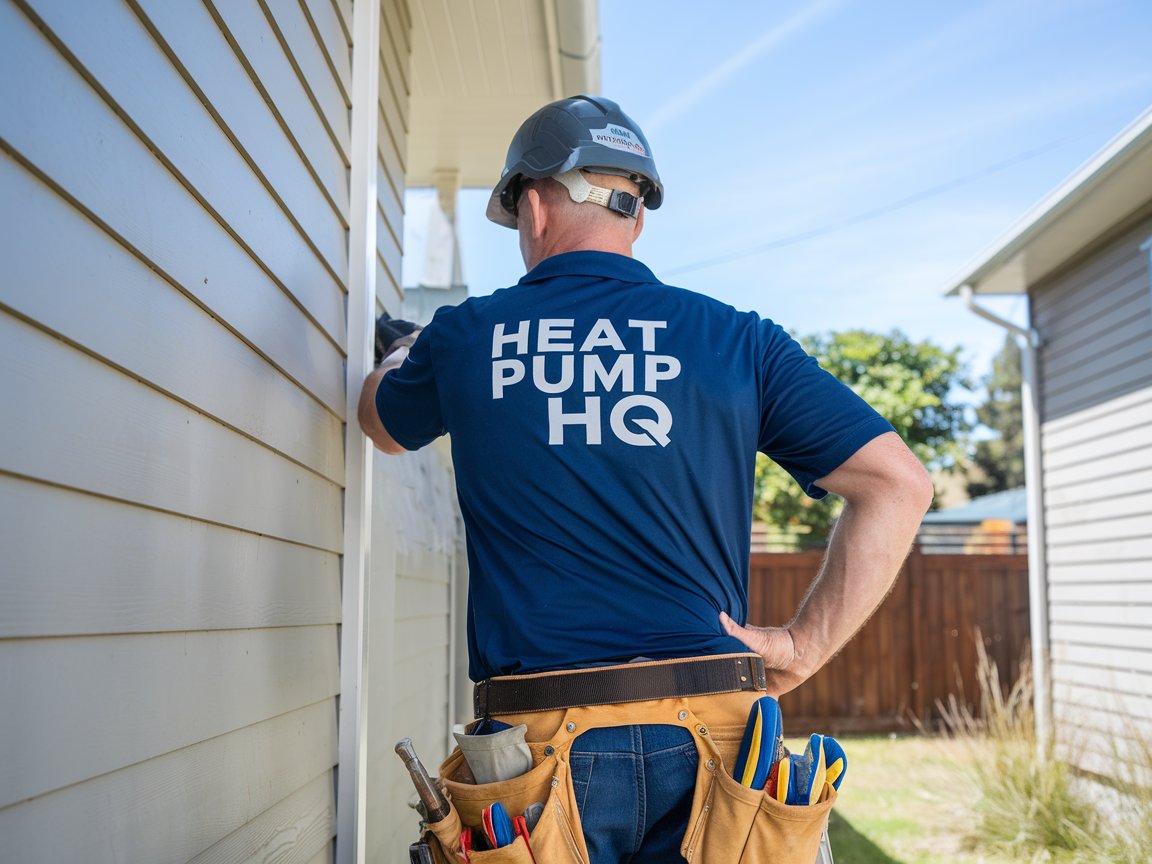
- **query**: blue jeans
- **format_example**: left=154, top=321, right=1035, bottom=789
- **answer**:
left=569, top=724, right=698, bottom=864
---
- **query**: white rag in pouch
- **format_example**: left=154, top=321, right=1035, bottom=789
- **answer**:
left=452, top=723, right=533, bottom=784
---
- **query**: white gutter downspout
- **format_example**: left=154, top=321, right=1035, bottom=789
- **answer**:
left=959, top=285, right=1050, bottom=753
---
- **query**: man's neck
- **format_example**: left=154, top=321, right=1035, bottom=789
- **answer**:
left=525, top=234, right=633, bottom=271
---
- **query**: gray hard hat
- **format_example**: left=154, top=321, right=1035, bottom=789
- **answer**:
left=486, top=95, right=663, bottom=228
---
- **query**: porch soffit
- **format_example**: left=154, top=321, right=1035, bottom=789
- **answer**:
left=407, top=0, right=601, bottom=190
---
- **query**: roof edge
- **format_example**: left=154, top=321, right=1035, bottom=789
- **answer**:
left=943, top=104, right=1152, bottom=297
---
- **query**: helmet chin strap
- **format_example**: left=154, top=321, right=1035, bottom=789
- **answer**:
left=553, top=169, right=642, bottom=219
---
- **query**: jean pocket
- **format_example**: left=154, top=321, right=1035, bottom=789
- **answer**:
left=677, top=740, right=700, bottom=773
left=682, top=763, right=836, bottom=863
left=569, top=752, right=594, bottom=815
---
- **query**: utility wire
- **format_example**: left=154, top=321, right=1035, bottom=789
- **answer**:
left=663, top=138, right=1068, bottom=277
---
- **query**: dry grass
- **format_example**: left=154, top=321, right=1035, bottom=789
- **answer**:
left=935, top=637, right=1152, bottom=863
left=794, top=637, right=1152, bottom=862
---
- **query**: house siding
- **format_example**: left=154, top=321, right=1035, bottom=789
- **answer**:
left=0, top=0, right=393, bottom=861
left=365, top=443, right=464, bottom=863
left=1034, top=214, right=1152, bottom=777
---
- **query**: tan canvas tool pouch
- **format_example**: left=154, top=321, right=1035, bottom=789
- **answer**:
left=431, top=654, right=836, bottom=864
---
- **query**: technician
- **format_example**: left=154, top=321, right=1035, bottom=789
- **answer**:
left=360, top=95, right=932, bottom=863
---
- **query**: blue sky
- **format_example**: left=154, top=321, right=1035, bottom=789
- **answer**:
left=412, top=0, right=1152, bottom=397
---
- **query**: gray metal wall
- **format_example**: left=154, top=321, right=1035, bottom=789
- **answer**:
left=1034, top=212, right=1152, bottom=778
left=0, top=0, right=463, bottom=861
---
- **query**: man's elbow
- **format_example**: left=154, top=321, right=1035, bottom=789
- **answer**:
left=374, top=435, right=407, bottom=456
left=900, top=457, right=935, bottom=515
left=871, top=438, right=934, bottom=516
left=356, top=397, right=406, bottom=455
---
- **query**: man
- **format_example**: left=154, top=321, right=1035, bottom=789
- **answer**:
left=360, top=96, right=932, bottom=862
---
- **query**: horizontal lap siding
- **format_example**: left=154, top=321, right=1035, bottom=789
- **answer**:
left=376, top=0, right=407, bottom=308
left=1035, top=218, right=1152, bottom=420
left=1035, top=215, right=1152, bottom=776
left=0, top=0, right=349, bottom=859
left=0, top=702, right=337, bottom=864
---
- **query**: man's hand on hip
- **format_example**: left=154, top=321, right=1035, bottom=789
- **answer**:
left=719, top=612, right=807, bottom=697
left=724, top=432, right=933, bottom=700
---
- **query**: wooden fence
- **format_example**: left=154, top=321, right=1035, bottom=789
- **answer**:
left=747, top=548, right=1030, bottom=734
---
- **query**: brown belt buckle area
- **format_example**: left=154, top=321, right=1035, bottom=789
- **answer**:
left=747, top=655, right=767, bottom=691
left=474, top=655, right=767, bottom=718
left=473, top=680, right=490, bottom=719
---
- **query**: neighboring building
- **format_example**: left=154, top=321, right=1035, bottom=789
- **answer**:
left=946, top=105, right=1152, bottom=781
left=0, top=2, right=598, bottom=863
left=918, top=487, right=1028, bottom=554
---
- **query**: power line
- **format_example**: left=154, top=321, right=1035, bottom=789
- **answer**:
left=662, top=138, right=1069, bottom=277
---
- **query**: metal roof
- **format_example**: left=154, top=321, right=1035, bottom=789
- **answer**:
left=943, top=105, right=1152, bottom=296
left=921, top=487, right=1028, bottom=525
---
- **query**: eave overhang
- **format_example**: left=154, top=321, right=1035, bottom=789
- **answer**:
left=406, top=0, right=600, bottom=191
left=944, top=105, right=1152, bottom=296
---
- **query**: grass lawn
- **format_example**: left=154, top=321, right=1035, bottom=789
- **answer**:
left=808, top=734, right=1016, bottom=864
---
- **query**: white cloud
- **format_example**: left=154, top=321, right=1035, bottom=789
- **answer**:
left=644, top=0, right=849, bottom=135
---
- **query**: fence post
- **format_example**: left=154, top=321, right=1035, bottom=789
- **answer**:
left=906, top=545, right=927, bottom=724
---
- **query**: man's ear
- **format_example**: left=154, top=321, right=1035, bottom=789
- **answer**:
left=523, top=187, right=547, bottom=241
left=632, top=204, right=645, bottom=242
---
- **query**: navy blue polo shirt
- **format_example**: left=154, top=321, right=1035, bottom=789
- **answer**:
left=377, top=251, right=893, bottom=681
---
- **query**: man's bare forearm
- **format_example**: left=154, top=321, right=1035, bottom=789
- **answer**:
left=357, top=333, right=418, bottom=454
left=786, top=492, right=924, bottom=682
left=722, top=432, right=933, bottom=695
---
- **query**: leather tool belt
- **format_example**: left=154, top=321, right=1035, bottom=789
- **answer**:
left=474, top=654, right=768, bottom=718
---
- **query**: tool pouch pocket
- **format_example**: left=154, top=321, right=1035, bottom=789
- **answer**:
left=423, top=811, right=462, bottom=864
left=434, top=745, right=588, bottom=863
left=681, top=747, right=836, bottom=863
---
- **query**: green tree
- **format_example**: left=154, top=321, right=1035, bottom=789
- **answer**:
left=966, top=333, right=1025, bottom=498
left=754, top=329, right=972, bottom=545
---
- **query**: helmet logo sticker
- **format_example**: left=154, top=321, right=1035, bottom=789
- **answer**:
left=591, top=125, right=647, bottom=157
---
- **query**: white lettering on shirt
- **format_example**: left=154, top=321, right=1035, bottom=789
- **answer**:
left=537, top=319, right=575, bottom=352
left=583, top=354, right=634, bottom=393
left=579, top=319, right=626, bottom=352
left=491, top=318, right=679, bottom=447
left=611, top=396, right=672, bottom=447
left=533, top=354, right=575, bottom=393
left=548, top=397, right=602, bottom=445
left=492, top=359, right=525, bottom=399
left=628, top=319, right=667, bottom=352
left=492, top=321, right=530, bottom=358
left=644, top=355, right=681, bottom=392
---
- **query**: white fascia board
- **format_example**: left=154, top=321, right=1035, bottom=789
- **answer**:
left=555, top=0, right=601, bottom=95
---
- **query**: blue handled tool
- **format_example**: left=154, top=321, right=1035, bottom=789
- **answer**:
left=823, top=735, right=848, bottom=791
left=482, top=802, right=515, bottom=848
left=733, top=696, right=784, bottom=790
left=773, top=734, right=848, bottom=804
left=793, top=733, right=828, bottom=805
